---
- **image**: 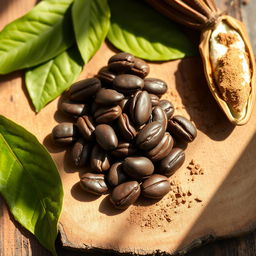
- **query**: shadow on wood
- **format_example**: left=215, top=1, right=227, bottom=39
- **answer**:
left=0, top=197, right=52, bottom=256
left=174, top=57, right=235, bottom=141
left=177, top=131, right=256, bottom=254
left=71, top=182, right=101, bottom=202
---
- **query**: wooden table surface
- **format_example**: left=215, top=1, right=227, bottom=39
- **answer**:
left=1, top=0, right=256, bottom=255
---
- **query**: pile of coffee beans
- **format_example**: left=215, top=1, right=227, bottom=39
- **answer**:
left=52, top=52, right=197, bottom=210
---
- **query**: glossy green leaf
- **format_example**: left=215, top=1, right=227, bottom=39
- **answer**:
left=25, top=46, right=83, bottom=112
left=0, top=0, right=74, bottom=74
left=72, top=0, right=110, bottom=63
left=0, top=115, right=63, bottom=255
left=107, top=0, right=196, bottom=61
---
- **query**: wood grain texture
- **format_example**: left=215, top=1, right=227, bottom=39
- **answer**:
left=1, top=0, right=256, bottom=256
left=55, top=51, right=256, bottom=256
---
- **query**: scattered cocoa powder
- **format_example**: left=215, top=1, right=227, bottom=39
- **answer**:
left=186, top=159, right=205, bottom=180
left=194, top=197, right=202, bottom=203
left=199, top=168, right=205, bottom=175
left=127, top=180, right=197, bottom=231
left=216, top=32, right=238, bottom=47
left=127, top=159, right=206, bottom=231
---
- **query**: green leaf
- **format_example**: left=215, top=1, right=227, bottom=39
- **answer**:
left=25, top=46, right=83, bottom=112
left=107, top=0, right=196, bottom=61
left=0, top=0, right=74, bottom=74
left=0, top=115, right=63, bottom=255
left=72, top=0, right=110, bottom=63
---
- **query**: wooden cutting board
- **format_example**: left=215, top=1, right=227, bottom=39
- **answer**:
left=1, top=0, right=256, bottom=255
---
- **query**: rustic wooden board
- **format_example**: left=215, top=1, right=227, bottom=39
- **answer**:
left=55, top=46, right=256, bottom=255
left=1, top=0, right=256, bottom=255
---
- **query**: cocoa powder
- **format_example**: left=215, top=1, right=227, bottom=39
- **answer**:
left=215, top=48, right=251, bottom=113
left=127, top=177, right=203, bottom=231
left=216, top=32, right=238, bottom=47
left=186, top=159, right=205, bottom=181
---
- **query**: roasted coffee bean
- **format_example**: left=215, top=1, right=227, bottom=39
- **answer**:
left=59, top=98, right=87, bottom=117
left=149, top=94, right=160, bottom=107
left=95, top=124, right=118, bottom=151
left=123, top=156, right=154, bottom=179
left=159, top=148, right=185, bottom=177
left=108, top=162, right=128, bottom=187
left=51, top=51, right=199, bottom=210
left=90, top=101, right=100, bottom=115
left=130, top=91, right=152, bottom=126
left=69, top=78, right=101, bottom=102
left=168, top=115, right=197, bottom=142
left=136, top=121, right=165, bottom=151
left=141, top=174, right=170, bottom=199
left=144, top=78, right=167, bottom=97
left=77, top=115, right=95, bottom=141
left=94, top=105, right=122, bottom=123
left=95, top=88, right=124, bottom=106
left=159, top=100, right=174, bottom=119
left=129, top=58, right=150, bottom=78
left=119, top=98, right=129, bottom=111
left=90, top=144, right=111, bottom=172
left=72, top=138, right=92, bottom=167
left=80, top=173, right=108, bottom=195
left=111, top=141, right=137, bottom=158
left=117, top=113, right=137, bottom=141
left=150, top=106, right=167, bottom=130
left=146, top=132, right=174, bottom=162
left=110, top=181, right=140, bottom=209
left=97, top=66, right=116, bottom=85
left=108, top=52, right=135, bottom=73
left=113, top=74, right=144, bottom=94
left=52, top=123, right=79, bottom=145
